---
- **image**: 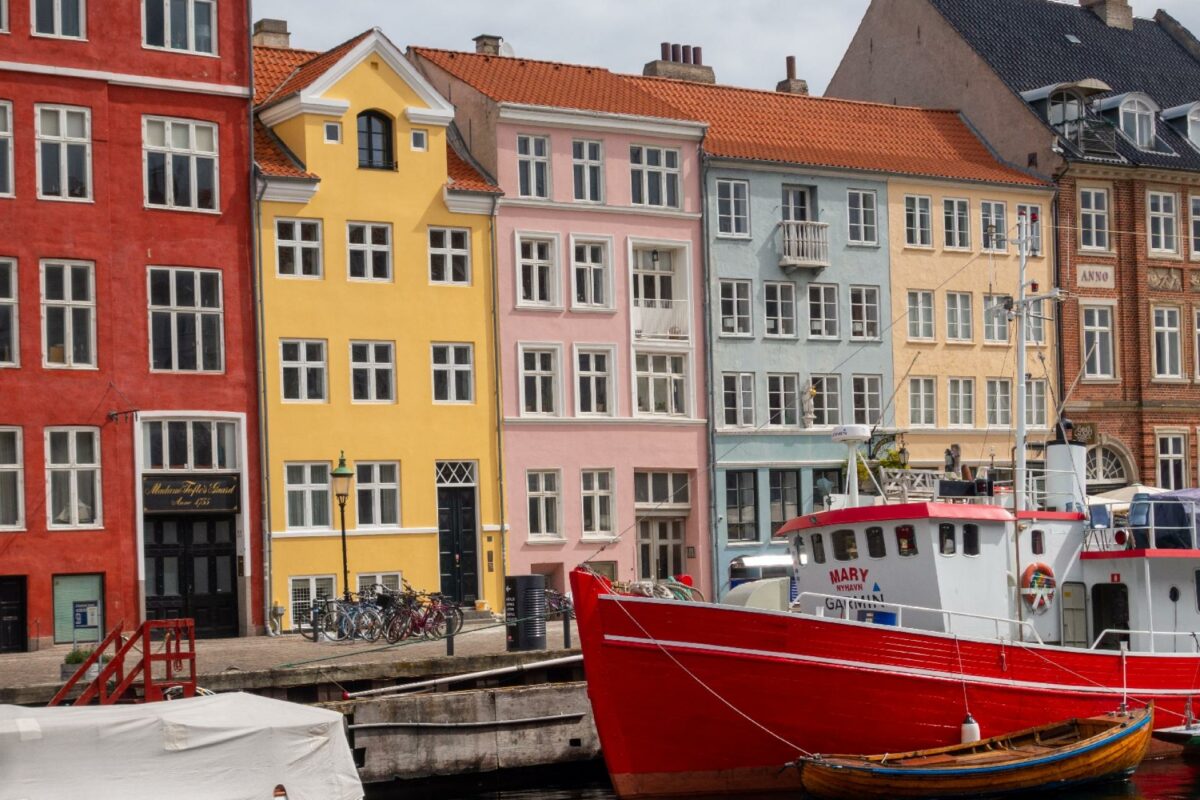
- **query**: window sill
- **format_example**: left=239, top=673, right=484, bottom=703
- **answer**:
left=763, top=333, right=800, bottom=340
left=716, top=233, right=752, bottom=241
left=144, top=203, right=220, bottom=216
left=943, top=246, right=973, bottom=253
left=569, top=305, right=617, bottom=314
left=581, top=535, right=619, bottom=543
left=903, top=244, right=936, bottom=251
left=32, top=32, right=88, bottom=41
left=1151, top=377, right=1190, bottom=385
left=944, top=339, right=975, bottom=346
left=39, top=195, right=94, bottom=204
left=347, top=277, right=395, bottom=284
left=433, top=400, right=476, bottom=406
left=282, top=399, right=330, bottom=405
left=850, top=336, right=883, bottom=343
left=1077, top=248, right=1116, bottom=258
left=277, top=273, right=325, bottom=281
left=982, top=341, right=1011, bottom=347
left=719, top=332, right=754, bottom=339
left=906, top=338, right=937, bottom=344
left=358, top=164, right=398, bottom=172
left=44, top=363, right=99, bottom=371
left=807, top=335, right=840, bottom=342
left=141, top=43, right=220, bottom=59
left=0, top=526, right=26, bottom=533
left=845, top=242, right=880, bottom=249
left=1149, top=251, right=1183, bottom=261
left=526, top=537, right=568, bottom=546
left=48, top=524, right=104, bottom=532
left=429, top=280, right=473, bottom=288
left=725, top=541, right=764, bottom=548
left=515, top=303, right=565, bottom=312
left=150, top=368, right=226, bottom=376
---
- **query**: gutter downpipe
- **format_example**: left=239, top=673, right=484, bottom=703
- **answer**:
left=699, top=145, right=719, bottom=601
left=488, top=193, right=508, bottom=592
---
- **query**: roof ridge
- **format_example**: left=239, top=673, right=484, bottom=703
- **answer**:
left=410, top=45, right=618, bottom=75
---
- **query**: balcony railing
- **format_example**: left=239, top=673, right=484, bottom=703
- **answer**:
left=632, top=299, right=690, bottom=340
left=1055, top=115, right=1121, bottom=160
left=778, top=220, right=831, bottom=270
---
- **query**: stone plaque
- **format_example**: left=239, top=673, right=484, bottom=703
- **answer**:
left=1076, top=265, right=1114, bottom=289
left=1148, top=267, right=1182, bottom=292
left=1190, top=271, right=1200, bottom=293
left=1072, top=423, right=1098, bottom=445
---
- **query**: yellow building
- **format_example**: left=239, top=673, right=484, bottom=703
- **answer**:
left=886, top=178, right=1057, bottom=480
left=252, top=25, right=504, bottom=630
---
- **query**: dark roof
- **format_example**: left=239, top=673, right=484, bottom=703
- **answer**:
left=929, top=0, right=1200, bottom=170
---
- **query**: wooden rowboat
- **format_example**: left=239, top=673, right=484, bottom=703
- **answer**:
left=797, top=705, right=1152, bottom=799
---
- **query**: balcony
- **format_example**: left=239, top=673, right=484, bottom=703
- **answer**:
left=632, top=299, right=690, bottom=341
left=1055, top=116, right=1121, bottom=161
left=778, top=220, right=830, bottom=270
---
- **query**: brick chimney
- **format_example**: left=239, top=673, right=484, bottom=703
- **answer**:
left=252, top=18, right=290, bottom=49
left=776, top=55, right=809, bottom=95
left=473, top=34, right=503, bottom=56
left=643, top=42, right=715, bottom=84
left=1155, top=9, right=1200, bottom=61
left=1080, top=0, right=1133, bottom=31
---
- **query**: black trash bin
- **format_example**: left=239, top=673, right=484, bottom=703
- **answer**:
left=505, top=574, right=547, bottom=652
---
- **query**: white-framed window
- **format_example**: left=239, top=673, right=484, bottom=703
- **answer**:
left=36, top=105, right=90, bottom=200
left=634, top=470, right=690, bottom=507
left=0, top=259, right=15, bottom=366
left=280, top=339, right=326, bottom=402
left=571, top=240, right=610, bottom=309
left=907, top=290, right=934, bottom=340
left=847, top=189, right=877, bottom=244
left=630, top=145, right=680, bottom=209
left=323, top=122, right=341, bottom=144
left=909, top=377, right=935, bottom=427
left=350, top=341, right=394, bottom=402
left=572, top=139, right=602, bottom=202
left=143, top=0, right=214, bottom=54
left=0, top=0, right=8, bottom=32
left=769, top=469, right=800, bottom=535
left=1149, top=191, right=1179, bottom=253
left=1195, top=309, right=1200, bottom=380
left=852, top=375, right=882, bottom=426
left=356, top=461, right=399, bottom=528
left=716, top=178, right=750, bottom=236
left=141, top=419, right=237, bottom=470
left=808, top=283, right=838, bottom=338
left=1025, top=298, right=1046, bottom=344
left=526, top=470, right=560, bottom=538
left=289, top=575, right=335, bottom=629
left=143, top=116, right=217, bottom=211
left=718, top=279, right=751, bottom=336
left=285, top=463, right=330, bottom=529
left=782, top=186, right=810, bottom=222
left=0, top=428, right=24, bottom=529
left=944, top=198, right=970, bottom=249
left=45, top=427, right=99, bottom=528
left=358, top=572, right=401, bottom=594
left=1017, top=203, right=1043, bottom=255
left=1080, top=188, right=1109, bottom=250
left=148, top=266, right=223, bottom=372
left=635, top=352, right=687, bottom=416
left=431, top=343, right=473, bottom=403
left=763, top=281, right=796, bottom=337
left=576, top=347, right=613, bottom=416
left=581, top=469, right=614, bottom=538
left=725, top=470, right=758, bottom=542
left=1192, top=196, right=1200, bottom=259
left=428, top=227, right=470, bottom=285
left=767, top=373, right=800, bottom=427
left=1083, top=305, right=1115, bottom=378
left=519, top=345, right=559, bottom=416
left=905, top=195, right=932, bottom=247
left=850, top=285, right=880, bottom=340
left=983, top=294, right=1010, bottom=343
left=517, top=134, right=549, bottom=199
left=1153, top=306, right=1182, bottom=379
left=981, top=200, right=1007, bottom=252
left=946, top=291, right=972, bottom=341
left=811, top=374, right=841, bottom=427
left=0, top=101, right=12, bottom=197
left=1025, top=379, right=1047, bottom=428
left=1157, top=434, right=1187, bottom=489
left=1120, top=98, right=1155, bottom=148
left=986, top=378, right=1012, bottom=426
left=948, top=377, right=975, bottom=427
left=41, top=259, right=95, bottom=368
left=275, top=218, right=322, bottom=278
left=722, top=372, right=754, bottom=428
left=33, top=0, right=83, bottom=38
left=517, top=235, right=558, bottom=307
left=347, top=222, right=391, bottom=281
left=410, top=130, right=427, bottom=151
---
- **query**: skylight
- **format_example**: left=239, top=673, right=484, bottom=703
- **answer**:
left=1065, top=34, right=1082, bottom=44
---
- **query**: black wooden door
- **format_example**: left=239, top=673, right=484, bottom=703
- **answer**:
left=0, top=577, right=26, bottom=653
left=145, top=516, right=238, bottom=638
left=1090, top=583, right=1129, bottom=651
left=437, top=487, right=478, bottom=603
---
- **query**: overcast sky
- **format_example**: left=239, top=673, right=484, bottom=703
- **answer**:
left=254, top=1, right=1200, bottom=95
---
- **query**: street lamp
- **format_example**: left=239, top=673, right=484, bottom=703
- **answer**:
left=331, top=451, right=355, bottom=600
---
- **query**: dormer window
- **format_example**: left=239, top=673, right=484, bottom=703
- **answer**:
left=1190, top=109, right=1200, bottom=148
left=1120, top=98, right=1155, bottom=148
left=1049, top=90, right=1085, bottom=138
left=356, top=110, right=393, bottom=170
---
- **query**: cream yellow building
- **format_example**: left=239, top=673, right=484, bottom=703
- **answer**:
left=252, top=26, right=504, bottom=629
left=886, top=178, right=1057, bottom=479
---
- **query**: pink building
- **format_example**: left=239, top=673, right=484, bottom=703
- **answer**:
left=411, top=43, right=712, bottom=593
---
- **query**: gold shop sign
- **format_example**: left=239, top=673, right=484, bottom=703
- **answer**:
left=143, top=474, right=240, bottom=514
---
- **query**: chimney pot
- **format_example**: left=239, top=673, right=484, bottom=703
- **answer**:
left=660, top=41, right=671, bottom=60
left=671, top=43, right=682, bottom=62
left=252, top=18, right=290, bottom=49
left=693, top=46, right=703, bottom=66
left=786, top=55, right=796, bottom=81
left=776, top=56, right=809, bottom=95
left=1079, top=0, right=1133, bottom=30
left=681, top=45, right=693, bottom=64
left=644, top=42, right=715, bottom=83
left=472, top=33, right=504, bottom=55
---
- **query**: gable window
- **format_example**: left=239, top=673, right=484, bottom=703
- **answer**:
left=517, top=236, right=557, bottom=307
left=356, top=462, right=399, bottom=528
left=847, top=189, right=877, bottom=244
left=909, top=377, right=935, bottom=427
left=1083, top=305, right=1114, bottom=378
left=275, top=219, right=322, bottom=277
left=1080, top=188, right=1109, bottom=250
left=357, top=111, right=393, bottom=169
left=764, top=281, right=796, bottom=337
left=410, top=130, right=427, bottom=151
left=1153, top=306, right=1182, bottom=379
left=850, top=286, right=879, bottom=340
left=725, top=471, right=758, bottom=542
left=41, top=260, right=95, bottom=368
left=852, top=375, right=882, bottom=426
left=350, top=341, right=394, bottom=402
left=1026, top=379, right=1047, bottom=428
left=280, top=339, right=326, bottom=402
left=946, top=291, right=972, bottom=341
left=767, top=373, right=800, bottom=427
left=635, top=353, right=687, bottom=416
left=285, top=463, right=330, bottom=529
left=577, top=348, right=613, bottom=415
left=142, top=419, right=236, bottom=471
left=948, top=378, right=975, bottom=427
left=0, top=101, right=11, bottom=197
left=428, top=227, right=470, bottom=285
left=984, top=294, right=1010, bottom=343
left=907, top=290, right=933, bottom=340
left=34, top=0, right=83, bottom=38
left=905, top=195, right=932, bottom=247
left=1017, top=203, right=1042, bottom=255
left=144, top=117, right=218, bottom=211
left=526, top=470, right=560, bottom=538
left=812, top=374, right=841, bottom=427
left=722, top=372, right=754, bottom=427
left=517, top=134, right=549, bottom=198
left=769, top=470, right=799, bottom=535
left=981, top=200, right=1007, bottom=252
left=808, top=284, right=838, bottom=338
left=572, top=139, right=602, bottom=202
left=1120, top=98, right=1155, bottom=148
left=143, top=0, right=215, bottom=54
left=347, top=222, right=391, bottom=281
left=716, top=179, right=750, bottom=236
left=149, top=267, right=222, bottom=372
left=431, top=343, right=473, bottom=403
left=630, top=145, right=679, bottom=209
left=36, top=105, right=91, bottom=200
left=572, top=240, right=609, bottom=308
left=46, top=427, right=99, bottom=528
left=1158, top=434, right=1187, bottom=489
left=718, top=279, right=751, bottom=336
left=0, top=259, right=15, bottom=366
left=944, top=198, right=970, bottom=249
left=1149, top=191, right=1178, bottom=253
left=986, top=378, right=1012, bottom=426
left=0, top=428, right=22, bottom=529
left=581, top=470, right=614, bottom=538
left=520, top=345, right=559, bottom=416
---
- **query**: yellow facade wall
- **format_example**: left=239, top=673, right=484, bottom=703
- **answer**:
left=886, top=178, right=1057, bottom=472
left=259, top=56, right=503, bottom=629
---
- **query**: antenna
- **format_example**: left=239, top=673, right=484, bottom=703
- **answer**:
left=831, top=424, right=871, bottom=507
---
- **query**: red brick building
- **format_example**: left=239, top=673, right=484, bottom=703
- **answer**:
left=0, top=0, right=260, bottom=649
left=829, top=0, right=1200, bottom=493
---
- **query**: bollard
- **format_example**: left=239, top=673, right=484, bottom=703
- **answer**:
left=563, top=611, right=571, bottom=649
left=445, top=630, right=454, bottom=657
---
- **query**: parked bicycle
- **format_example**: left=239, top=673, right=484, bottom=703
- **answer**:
left=545, top=588, right=575, bottom=619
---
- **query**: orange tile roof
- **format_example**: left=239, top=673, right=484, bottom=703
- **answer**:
left=254, top=121, right=315, bottom=179
left=447, top=148, right=501, bottom=194
left=254, top=31, right=373, bottom=108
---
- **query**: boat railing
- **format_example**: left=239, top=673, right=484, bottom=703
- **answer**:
left=1089, top=628, right=1200, bottom=653
left=793, top=591, right=1043, bottom=644
left=1084, top=498, right=1199, bottom=552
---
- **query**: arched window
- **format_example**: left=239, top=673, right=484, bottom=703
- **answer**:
left=1120, top=98, right=1155, bottom=148
left=357, top=111, right=393, bottom=169
left=1086, top=445, right=1129, bottom=489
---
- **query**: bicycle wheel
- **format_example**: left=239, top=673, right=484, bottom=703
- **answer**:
left=319, top=608, right=351, bottom=642
left=422, top=607, right=448, bottom=640
left=445, top=603, right=465, bottom=635
left=298, top=607, right=320, bottom=641
left=355, top=608, right=384, bottom=643
left=385, top=611, right=414, bottom=643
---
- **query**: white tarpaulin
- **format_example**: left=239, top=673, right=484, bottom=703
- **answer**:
left=0, top=692, right=363, bottom=800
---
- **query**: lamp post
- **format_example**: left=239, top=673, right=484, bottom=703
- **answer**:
left=331, top=452, right=355, bottom=600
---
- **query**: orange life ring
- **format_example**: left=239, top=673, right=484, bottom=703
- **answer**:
left=1020, top=562, right=1056, bottom=613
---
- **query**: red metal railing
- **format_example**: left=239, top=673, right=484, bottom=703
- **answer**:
left=48, top=618, right=197, bottom=706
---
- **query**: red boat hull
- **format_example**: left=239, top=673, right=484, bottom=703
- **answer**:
left=569, top=569, right=1200, bottom=798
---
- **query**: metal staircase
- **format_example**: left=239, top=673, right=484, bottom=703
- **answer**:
left=48, top=618, right=197, bottom=706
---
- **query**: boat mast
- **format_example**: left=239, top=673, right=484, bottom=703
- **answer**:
left=1014, top=211, right=1028, bottom=515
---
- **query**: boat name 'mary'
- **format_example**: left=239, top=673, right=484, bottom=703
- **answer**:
left=829, top=567, right=870, bottom=592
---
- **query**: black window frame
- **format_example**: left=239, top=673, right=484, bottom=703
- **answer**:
left=939, top=523, right=957, bottom=556
left=357, top=110, right=394, bottom=170
left=724, top=470, right=758, bottom=543
left=811, top=532, right=826, bottom=564
left=866, top=526, right=886, bottom=558
left=963, top=523, right=980, bottom=556
left=1031, top=528, right=1045, bottom=555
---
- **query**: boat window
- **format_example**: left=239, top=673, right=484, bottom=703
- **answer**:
left=939, top=523, right=957, bottom=555
left=963, top=524, right=980, bottom=556
left=832, top=529, right=858, bottom=561
left=895, top=525, right=918, bottom=557
left=795, top=535, right=808, bottom=566
left=811, top=533, right=826, bottom=564
left=866, top=526, right=886, bottom=558
left=1032, top=529, right=1045, bottom=555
